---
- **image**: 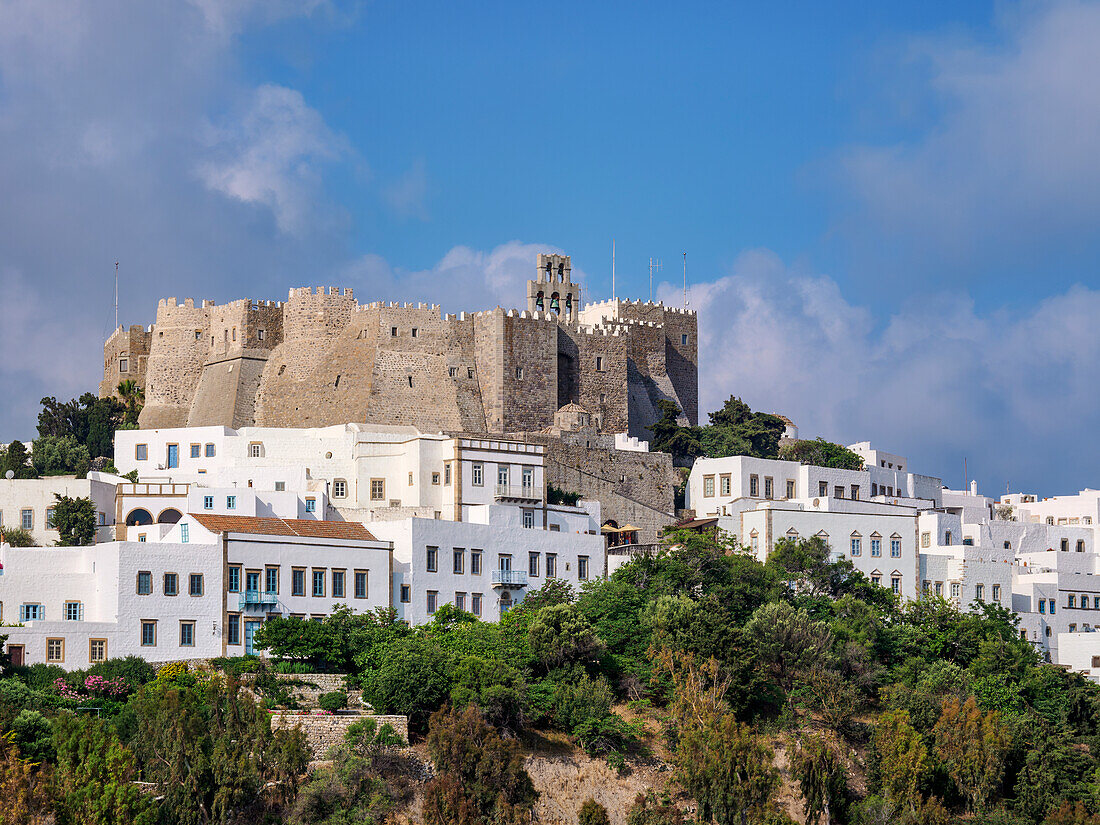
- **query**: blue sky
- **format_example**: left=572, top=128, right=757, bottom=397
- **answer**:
left=2, top=0, right=1100, bottom=497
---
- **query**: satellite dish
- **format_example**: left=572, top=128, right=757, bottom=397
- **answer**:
left=5, top=470, right=13, bottom=480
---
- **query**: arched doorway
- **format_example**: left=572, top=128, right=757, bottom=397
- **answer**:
left=125, top=508, right=153, bottom=527
left=157, top=508, right=182, bottom=524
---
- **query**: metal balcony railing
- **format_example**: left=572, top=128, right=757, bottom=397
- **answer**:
left=239, top=591, right=278, bottom=610
left=494, top=484, right=540, bottom=501
left=491, top=570, right=529, bottom=587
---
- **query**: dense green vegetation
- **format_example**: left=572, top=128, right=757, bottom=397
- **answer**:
left=648, top=396, right=863, bottom=472
left=4, top=529, right=1100, bottom=823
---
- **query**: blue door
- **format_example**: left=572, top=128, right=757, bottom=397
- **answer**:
left=245, top=621, right=261, bottom=655
left=167, top=444, right=179, bottom=469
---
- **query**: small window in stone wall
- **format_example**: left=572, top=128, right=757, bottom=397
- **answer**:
left=596, top=356, right=604, bottom=371
left=258, top=329, right=265, bottom=341
left=391, top=327, right=398, bottom=337
left=407, top=375, right=413, bottom=388
left=411, top=328, right=418, bottom=338
left=449, top=367, right=457, bottom=377
left=467, top=367, right=475, bottom=379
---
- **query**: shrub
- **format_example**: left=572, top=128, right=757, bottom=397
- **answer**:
left=86, top=656, right=157, bottom=690
left=360, top=636, right=452, bottom=734
left=551, top=672, right=614, bottom=733
left=319, top=691, right=348, bottom=712
left=579, top=798, right=611, bottom=825
left=1, top=528, right=35, bottom=547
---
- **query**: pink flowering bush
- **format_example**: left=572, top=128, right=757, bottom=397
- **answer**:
left=53, top=674, right=130, bottom=701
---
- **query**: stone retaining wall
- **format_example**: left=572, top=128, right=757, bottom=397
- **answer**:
left=270, top=712, right=409, bottom=757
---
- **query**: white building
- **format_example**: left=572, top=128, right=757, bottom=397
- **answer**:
left=0, top=472, right=122, bottom=545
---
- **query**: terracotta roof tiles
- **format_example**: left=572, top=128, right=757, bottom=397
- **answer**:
left=188, top=513, right=376, bottom=542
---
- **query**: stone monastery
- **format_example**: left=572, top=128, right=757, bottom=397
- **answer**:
left=101, top=253, right=699, bottom=440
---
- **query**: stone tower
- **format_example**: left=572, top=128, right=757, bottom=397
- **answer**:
left=527, top=253, right=577, bottom=324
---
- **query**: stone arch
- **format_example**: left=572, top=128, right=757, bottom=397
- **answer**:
left=126, top=508, right=154, bottom=527
left=157, top=508, right=182, bottom=524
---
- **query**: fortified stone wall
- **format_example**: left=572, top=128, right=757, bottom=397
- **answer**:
left=100, top=324, right=152, bottom=399
left=108, top=256, right=699, bottom=439
left=271, top=712, right=410, bottom=757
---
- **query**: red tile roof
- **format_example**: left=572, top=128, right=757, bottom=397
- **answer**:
left=188, top=513, right=377, bottom=542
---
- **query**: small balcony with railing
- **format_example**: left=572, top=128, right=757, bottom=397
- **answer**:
left=494, top=484, right=541, bottom=503
left=491, top=569, right=529, bottom=589
left=239, top=590, right=279, bottom=611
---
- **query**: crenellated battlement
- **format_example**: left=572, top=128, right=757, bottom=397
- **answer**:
left=108, top=251, right=698, bottom=437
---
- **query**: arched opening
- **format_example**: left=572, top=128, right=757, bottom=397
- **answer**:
left=157, top=508, right=182, bottom=524
left=550, top=292, right=560, bottom=313
left=535, top=290, right=544, bottom=311
left=126, top=508, right=154, bottom=527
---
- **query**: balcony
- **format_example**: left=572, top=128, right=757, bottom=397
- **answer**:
left=491, top=569, right=529, bottom=588
left=494, top=484, right=540, bottom=502
left=239, top=591, right=278, bottom=610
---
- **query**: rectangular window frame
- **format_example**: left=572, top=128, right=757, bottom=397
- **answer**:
left=89, top=638, right=107, bottom=663
left=354, top=570, right=369, bottom=599
left=46, top=638, right=64, bottom=663
left=332, top=569, right=346, bottom=599
left=179, top=620, right=195, bottom=647
left=140, top=619, right=157, bottom=647
left=312, top=569, right=327, bottom=598
left=292, top=567, right=306, bottom=597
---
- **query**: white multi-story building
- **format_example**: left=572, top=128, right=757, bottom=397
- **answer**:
left=0, top=472, right=122, bottom=545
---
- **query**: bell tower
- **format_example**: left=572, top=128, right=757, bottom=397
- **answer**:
left=528, top=253, right=576, bottom=323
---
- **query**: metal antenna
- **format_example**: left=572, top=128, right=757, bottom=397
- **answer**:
left=682, top=252, right=689, bottom=308
left=114, top=261, right=119, bottom=330
left=612, top=239, right=616, bottom=301
left=649, top=257, right=661, bottom=303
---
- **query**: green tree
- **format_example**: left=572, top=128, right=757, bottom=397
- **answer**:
left=116, top=380, right=144, bottom=428
left=51, top=714, right=154, bottom=825
left=528, top=603, right=605, bottom=671
left=31, top=435, right=90, bottom=477
left=449, top=655, right=528, bottom=734
left=253, top=615, right=338, bottom=670
left=932, top=695, right=1011, bottom=814
left=777, top=438, right=864, bottom=470
left=873, top=709, right=930, bottom=812
left=360, top=636, right=452, bottom=733
left=743, top=602, right=833, bottom=714
left=424, top=705, right=537, bottom=825
left=51, top=494, right=96, bottom=545
left=646, top=400, right=703, bottom=463
left=676, top=711, right=780, bottom=825
left=0, top=732, right=52, bottom=825
left=787, top=734, right=847, bottom=825
left=0, top=440, right=37, bottom=479
left=579, top=798, right=611, bottom=825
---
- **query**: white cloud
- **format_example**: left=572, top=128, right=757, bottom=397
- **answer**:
left=841, top=1, right=1100, bottom=262
left=197, top=84, right=350, bottom=234
left=383, top=159, right=430, bottom=220
left=664, top=249, right=1100, bottom=494
left=187, top=0, right=331, bottom=37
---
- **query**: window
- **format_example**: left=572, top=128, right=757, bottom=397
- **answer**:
left=720, top=474, right=731, bottom=496
left=370, top=479, right=385, bottom=501
left=945, top=530, right=952, bottom=544
left=249, top=443, right=262, bottom=458
left=891, top=539, right=901, bottom=558
left=275, top=481, right=285, bottom=492
left=164, top=573, right=179, bottom=596
left=1062, top=538, right=1069, bottom=552
left=312, top=570, right=326, bottom=597
left=818, top=481, right=828, bottom=497
left=1084, top=593, right=1091, bottom=609
left=472, top=593, right=482, bottom=616
left=46, top=638, right=64, bottom=663
left=427, top=590, right=438, bottom=613
left=850, top=537, right=861, bottom=556
left=935, top=582, right=943, bottom=596
left=141, top=620, right=157, bottom=647
left=203, top=495, right=214, bottom=510
left=180, top=621, right=195, bottom=647
left=449, top=366, right=457, bottom=378
left=1078, top=540, right=1086, bottom=553
left=191, top=444, right=202, bottom=458
left=89, top=639, right=107, bottom=662
left=119, top=357, right=129, bottom=372
left=391, top=326, right=398, bottom=337
left=1069, top=595, right=1077, bottom=608
left=64, top=601, right=83, bottom=621
left=332, top=570, right=345, bottom=598
left=834, top=486, right=844, bottom=499
left=426, top=546, right=438, bottom=572
left=891, top=577, right=901, bottom=594
left=305, top=498, right=316, bottom=513
left=1094, top=596, right=1100, bottom=610
left=227, top=567, right=240, bottom=593
left=453, top=549, right=464, bottom=574
left=137, top=571, right=152, bottom=595
left=992, top=584, right=1001, bottom=602
left=205, top=443, right=216, bottom=457
left=471, top=551, right=482, bottom=575
left=547, top=554, right=557, bottom=577
left=135, top=444, right=148, bottom=461
left=292, top=568, right=306, bottom=596
left=265, top=567, right=278, bottom=594
left=431, top=472, right=441, bottom=485
left=529, top=552, right=540, bottom=576
left=355, top=570, right=368, bottom=599
left=180, top=523, right=189, bottom=543
left=1039, top=600, right=1046, bottom=614
left=45, top=508, right=56, bottom=529
left=226, top=496, right=236, bottom=510
left=515, top=366, right=523, bottom=379
left=19, top=604, right=44, bottom=621
left=596, top=356, right=604, bottom=371
left=444, top=464, right=452, bottom=486
left=498, top=465, right=509, bottom=487
left=921, top=532, right=931, bottom=548
left=703, top=476, right=715, bottom=497
left=523, top=510, right=534, bottom=529
left=257, top=328, right=265, bottom=341
left=764, top=478, right=773, bottom=499
left=786, top=480, right=795, bottom=499
left=851, top=485, right=860, bottom=500
left=189, top=574, right=203, bottom=596
left=871, top=539, right=881, bottom=557
left=472, top=463, right=484, bottom=486
left=1050, top=599, right=1057, bottom=614
left=578, top=556, right=590, bottom=580
left=400, top=584, right=411, bottom=603
left=748, top=475, right=758, bottom=497
left=975, top=584, right=985, bottom=601
left=681, top=333, right=689, bottom=345
left=1046, top=627, right=1052, bottom=637
left=871, top=574, right=881, bottom=586
left=1070, top=624, right=1078, bottom=633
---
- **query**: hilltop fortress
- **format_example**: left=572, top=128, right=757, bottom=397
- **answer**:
left=101, top=253, right=698, bottom=440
